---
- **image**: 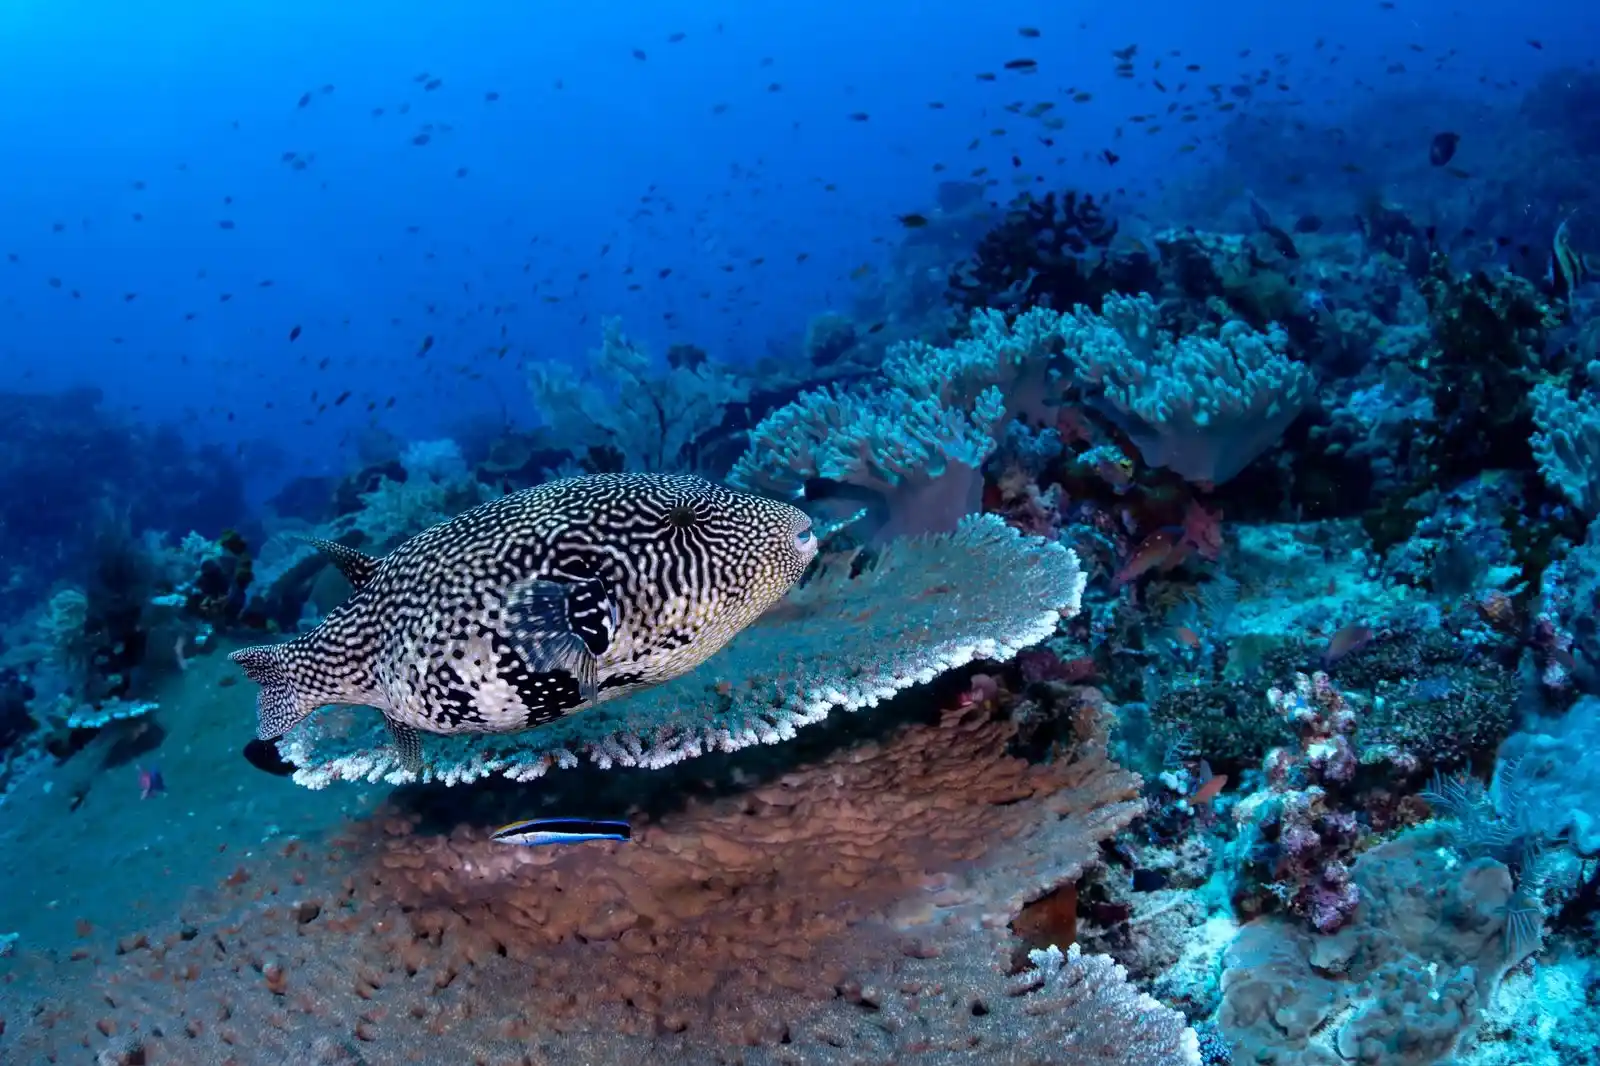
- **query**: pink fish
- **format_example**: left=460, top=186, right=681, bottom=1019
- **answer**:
left=1322, top=624, right=1374, bottom=665
left=138, top=765, right=164, bottom=799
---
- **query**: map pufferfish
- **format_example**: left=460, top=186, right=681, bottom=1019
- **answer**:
left=230, top=473, right=819, bottom=774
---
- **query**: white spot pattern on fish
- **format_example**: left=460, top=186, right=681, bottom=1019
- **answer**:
left=230, top=473, right=817, bottom=772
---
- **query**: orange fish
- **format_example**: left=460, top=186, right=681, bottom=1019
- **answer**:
left=1112, top=529, right=1187, bottom=587
left=1191, top=773, right=1228, bottom=806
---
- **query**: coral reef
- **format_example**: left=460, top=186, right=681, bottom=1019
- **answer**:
left=14, top=52, right=1600, bottom=1066
left=1060, top=293, right=1315, bottom=485
left=528, top=318, right=749, bottom=474
left=1219, top=827, right=1533, bottom=1065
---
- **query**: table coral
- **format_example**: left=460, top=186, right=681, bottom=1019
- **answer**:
left=0, top=675, right=1160, bottom=1064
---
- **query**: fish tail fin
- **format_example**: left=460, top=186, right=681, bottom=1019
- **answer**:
left=230, top=643, right=322, bottom=740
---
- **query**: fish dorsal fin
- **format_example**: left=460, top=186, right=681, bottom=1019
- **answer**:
left=302, top=537, right=381, bottom=591
left=504, top=577, right=617, bottom=705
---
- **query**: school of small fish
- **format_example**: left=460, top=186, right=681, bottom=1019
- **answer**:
left=6, top=9, right=1579, bottom=460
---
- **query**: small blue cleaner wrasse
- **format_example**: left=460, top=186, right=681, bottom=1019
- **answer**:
left=490, top=817, right=632, bottom=847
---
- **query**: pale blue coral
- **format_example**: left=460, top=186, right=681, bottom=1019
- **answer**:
left=529, top=317, right=747, bottom=473
left=730, top=308, right=1060, bottom=536
left=728, top=384, right=1001, bottom=497
left=883, top=306, right=1068, bottom=419
left=1060, top=293, right=1314, bottom=484
left=398, top=437, right=470, bottom=483
left=1530, top=372, right=1600, bottom=517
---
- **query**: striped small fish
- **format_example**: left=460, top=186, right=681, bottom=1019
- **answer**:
left=1550, top=217, right=1593, bottom=300
left=491, top=817, right=631, bottom=846
left=231, top=473, right=817, bottom=774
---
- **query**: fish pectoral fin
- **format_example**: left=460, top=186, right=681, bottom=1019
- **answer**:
left=562, top=578, right=620, bottom=656
left=384, top=715, right=423, bottom=777
left=505, top=579, right=613, bottom=704
left=300, top=537, right=382, bottom=591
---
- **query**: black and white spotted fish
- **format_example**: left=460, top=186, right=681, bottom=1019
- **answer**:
left=230, top=473, right=818, bottom=774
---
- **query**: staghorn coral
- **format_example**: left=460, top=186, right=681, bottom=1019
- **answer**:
left=528, top=317, right=748, bottom=474
left=0, top=669, right=1152, bottom=1064
left=1060, top=292, right=1315, bottom=485
left=278, top=514, right=1087, bottom=787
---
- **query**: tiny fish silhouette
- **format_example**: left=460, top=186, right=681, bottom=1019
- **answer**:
left=1429, top=131, right=1460, bottom=166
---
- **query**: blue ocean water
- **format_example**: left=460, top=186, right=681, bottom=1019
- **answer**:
left=2, top=1, right=1600, bottom=1063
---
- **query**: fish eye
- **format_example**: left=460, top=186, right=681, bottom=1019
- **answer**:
left=794, top=528, right=816, bottom=550
left=667, top=502, right=699, bottom=529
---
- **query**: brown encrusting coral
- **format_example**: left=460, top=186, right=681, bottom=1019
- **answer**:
left=0, top=685, right=1149, bottom=1064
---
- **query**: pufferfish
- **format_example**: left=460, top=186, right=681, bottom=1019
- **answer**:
left=230, top=473, right=818, bottom=774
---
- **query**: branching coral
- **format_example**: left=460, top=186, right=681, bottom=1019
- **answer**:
left=1060, top=293, right=1315, bottom=485
left=529, top=317, right=748, bottom=473
left=278, top=514, right=1087, bottom=787
left=948, top=188, right=1155, bottom=316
